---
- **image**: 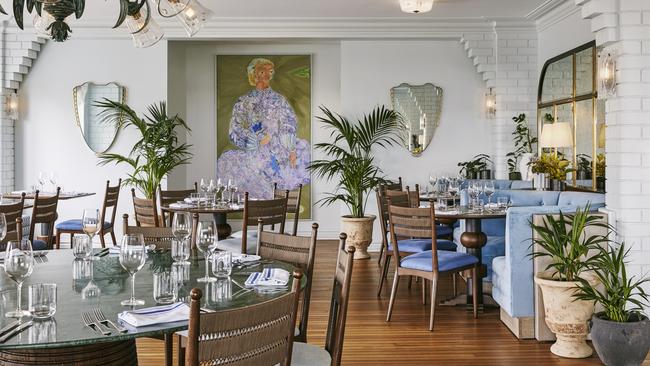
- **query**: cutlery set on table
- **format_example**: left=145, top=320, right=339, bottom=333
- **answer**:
left=81, top=308, right=127, bottom=336
left=0, top=320, right=33, bottom=343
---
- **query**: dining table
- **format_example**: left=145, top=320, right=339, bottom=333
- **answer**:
left=2, top=191, right=96, bottom=201
left=0, top=249, right=302, bottom=366
left=160, top=203, right=244, bottom=240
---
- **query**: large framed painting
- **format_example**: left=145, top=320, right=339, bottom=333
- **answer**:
left=216, top=55, right=312, bottom=218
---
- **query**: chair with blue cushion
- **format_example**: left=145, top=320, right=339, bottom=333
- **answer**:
left=406, top=184, right=454, bottom=238
left=0, top=193, right=26, bottom=250
left=385, top=203, right=479, bottom=331
left=28, top=188, right=60, bottom=251
left=375, top=178, right=403, bottom=264
left=56, top=180, right=121, bottom=248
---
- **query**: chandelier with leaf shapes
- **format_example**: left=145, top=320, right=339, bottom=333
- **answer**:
left=0, top=0, right=213, bottom=48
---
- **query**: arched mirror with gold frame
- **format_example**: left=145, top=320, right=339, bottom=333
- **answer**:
left=537, top=40, right=605, bottom=192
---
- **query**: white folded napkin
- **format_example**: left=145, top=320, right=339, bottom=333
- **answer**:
left=244, top=268, right=290, bottom=287
left=169, top=202, right=193, bottom=209
left=118, top=302, right=189, bottom=327
left=232, top=254, right=261, bottom=264
left=436, top=210, right=459, bottom=215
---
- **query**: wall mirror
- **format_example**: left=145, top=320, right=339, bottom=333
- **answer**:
left=390, top=83, right=443, bottom=156
left=537, top=41, right=604, bottom=192
left=73, top=82, right=125, bottom=154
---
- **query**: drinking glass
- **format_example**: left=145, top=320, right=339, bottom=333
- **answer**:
left=477, top=199, right=485, bottom=213
left=172, top=212, right=191, bottom=240
left=229, top=182, right=238, bottom=205
left=208, top=179, right=216, bottom=194
left=82, top=209, right=100, bottom=260
left=49, top=172, right=57, bottom=192
left=216, top=178, right=224, bottom=204
left=72, top=235, right=92, bottom=259
left=4, top=239, right=34, bottom=318
left=38, top=172, right=46, bottom=192
left=171, top=239, right=191, bottom=264
left=497, top=197, right=509, bottom=211
left=196, top=221, right=216, bottom=283
left=212, top=251, right=232, bottom=278
left=119, top=234, right=147, bottom=306
left=484, top=181, right=495, bottom=204
left=200, top=178, right=209, bottom=193
left=429, top=174, right=437, bottom=194
left=153, top=272, right=177, bottom=305
left=448, top=180, right=460, bottom=208
left=172, top=262, right=191, bottom=303
left=72, top=258, right=92, bottom=293
left=208, top=279, right=232, bottom=304
left=0, top=213, right=6, bottom=242
left=28, top=283, right=56, bottom=319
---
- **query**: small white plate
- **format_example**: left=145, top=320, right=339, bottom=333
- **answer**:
left=233, top=254, right=261, bottom=263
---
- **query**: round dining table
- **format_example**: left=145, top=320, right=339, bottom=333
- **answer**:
left=0, top=249, right=302, bottom=366
left=161, top=203, right=244, bottom=240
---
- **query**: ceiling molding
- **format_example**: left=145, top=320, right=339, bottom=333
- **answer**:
left=4, top=16, right=540, bottom=41
left=525, top=0, right=568, bottom=20
left=529, top=0, right=581, bottom=31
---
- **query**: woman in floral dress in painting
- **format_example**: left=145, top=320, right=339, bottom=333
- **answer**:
left=217, top=58, right=311, bottom=199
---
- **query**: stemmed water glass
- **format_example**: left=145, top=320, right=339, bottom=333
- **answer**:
left=82, top=209, right=100, bottom=260
left=196, top=220, right=216, bottom=283
left=229, top=181, right=238, bottom=205
left=216, top=178, right=224, bottom=205
left=448, top=180, right=460, bottom=208
left=4, top=239, right=34, bottom=318
left=468, top=182, right=481, bottom=210
left=172, top=212, right=191, bottom=240
left=200, top=179, right=209, bottom=194
left=119, top=234, right=147, bottom=306
left=0, top=213, right=7, bottom=243
left=484, top=181, right=495, bottom=205
left=38, top=172, right=46, bottom=192
left=428, top=174, right=437, bottom=196
left=49, top=172, right=57, bottom=192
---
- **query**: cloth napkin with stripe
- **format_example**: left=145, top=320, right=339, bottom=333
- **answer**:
left=118, top=302, right=190, bottom=327
left=244, top=268, right=291, bottom=287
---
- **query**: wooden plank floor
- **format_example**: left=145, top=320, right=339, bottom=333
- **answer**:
left=136, top=240, right=649, bottom=365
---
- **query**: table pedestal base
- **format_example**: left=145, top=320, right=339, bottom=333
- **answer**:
left=213, top=213, right=232, bottom=240
left=0, top=340, right=138, bottom=366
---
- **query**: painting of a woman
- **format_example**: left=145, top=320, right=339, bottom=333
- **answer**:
left=217, top=57, right=311, bottom=202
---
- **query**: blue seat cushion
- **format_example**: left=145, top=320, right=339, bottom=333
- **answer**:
left=435, top=225, right=453, bottom=237
left=55, top=219, right=112, bottom=231
left=389, top=239, right=456, bottom=253
left=401, top=250, right=478, bottom=273
left=32, top=239, right=48, bottom=251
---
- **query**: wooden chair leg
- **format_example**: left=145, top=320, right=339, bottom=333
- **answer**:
left=110, top=230, right=117, bottom=246
left=377, top=243, right=384, bottom=265
left=176, top=334, right=185, bottom=366
left=164, top=333, right=173, bottom=366
left=377, top=255, right=391, bottom=297
left=422, top=278, right=427, bottom=305
left=55, top=232, right=61, bottom=250
left=386, top=272, right=400, bottom=322
left=472, top=267, right=479, bottom=319
left=99, top=233, right=106, bottom=248
left=429, top=274, right=438, bottom=331
left=407, top=275, right=413, bottom=289
left=452, top=273, right=457, bottom=297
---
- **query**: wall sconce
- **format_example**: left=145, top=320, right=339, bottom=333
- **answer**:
left=598, top=51, right=616, bottom=97
left=5, top=92, right=18, bottom=120
left=485, top=88, right=496, bottom=119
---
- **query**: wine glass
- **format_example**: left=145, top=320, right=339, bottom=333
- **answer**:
left=428, top=174, right=437, bottom=196
left=216, top=178, right=224, bottom=204
left=0, top=213, right=7, bottom=243
left=484, top=181, right=495, bottom=205
left=200, top=179, right=209, bottom=194
left=172, top=212, right=191, bottom=240
left=82, top=209, right=100, bottom=260
left=448, top=180, right=460, bottom=209
left=119, top=234, right=146, bottom=306
left=196, top=220, right=216, bottom=283
left=229, top=182, right=238, bottom=205
left=38, top=172, right=46, bottom=192
left=49, top=172, right=57, bottom=192
left=226, top=179, right=234, bottom=203
left=4, top=239, right=34, bottom=318
left=208, top=179, right=216, bottom=194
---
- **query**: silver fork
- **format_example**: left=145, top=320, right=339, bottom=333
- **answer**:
left=93, top=308, right=127, bottom=334
left=81, top=312, right=110, bottom=336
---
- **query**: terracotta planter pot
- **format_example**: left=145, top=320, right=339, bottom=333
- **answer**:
left=340, top=215, right=376, bottom=260
left=534, top=271, right=598, bottom=358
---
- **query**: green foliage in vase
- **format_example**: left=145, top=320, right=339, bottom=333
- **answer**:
left=506, top=113, right=538, bottom=173
left=529, top=204, right=610, bottom=282
left=575, top=243, right=649, bottom=322
left=596, top=153, right=606, bottom=177
left=529, top=152, right=573, bottom=180
left=458, top=154, right=492, bottom=178
left=308, top=106, right=402, bottom=218
left=95, top=99, right=193, bottom=200
left=577, top=153, right=592, bottom=174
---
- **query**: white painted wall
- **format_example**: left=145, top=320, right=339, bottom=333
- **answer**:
left=16, top=39, right=168, bottom=245
left=538, top=9, right=594, bottom=71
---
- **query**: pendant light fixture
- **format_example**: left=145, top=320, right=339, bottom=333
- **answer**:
left=399, top=0, right=435, bottom=14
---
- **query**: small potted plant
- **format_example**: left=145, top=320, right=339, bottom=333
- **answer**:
left=575, top=243, right=650, bottom=366
left=530, top=204, right=608, bottom=358
left=505, top=113, right=537, bottom=180
left=530, top=153, right=572, bottom=191
left=576, top=154, right=593, bottom=180
left=458, top=154, right=492, bottom=179
left=308, top=105, right=401, bottom=260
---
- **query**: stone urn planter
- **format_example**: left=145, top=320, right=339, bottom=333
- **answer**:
left=534, top=271, right=598, bottom=358
left=590, top=313, right=650, bottom=366
left=340, top=215, right=376, bottom=260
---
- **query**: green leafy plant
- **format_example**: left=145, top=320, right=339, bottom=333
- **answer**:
left=506, top=113, right=538, bottom=173
left=575, top=243, right=649, bottom=322
left=95, top=99, right=193, bottom=199
left=530, top=204, right=610, bottom=282
left=308, top=106, right=401, bottom=218
left=544, top=113, right=555, bottom=123
left=529, top=152, right=573, bottom=180
left=596, top=153, right=606, bottom=177
left=577, top=154, right=592, bottom=174
left=458, top=154, right=492, bottom=178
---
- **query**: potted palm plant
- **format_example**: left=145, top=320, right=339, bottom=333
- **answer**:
left=506, top=113, right=537, bottom=180
left=308, top=106, right=401, bottom=259
left=575, top=243, right=650, bottom=366
left=95, top=99, right=193, bottom=199
left=530, top=204, right=608, bottom=358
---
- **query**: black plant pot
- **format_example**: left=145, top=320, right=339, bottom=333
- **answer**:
left=508, top=172, right=522, bottom=180
left=576, top=170, right=593, bottom=180
left=479, top=170, right=491, bottom=180
left=549, top=179, right=565, bottom=191
left=467, top=172, right=479, bottom=179
left=597, top=176, right=606, bottom=192
left=590, top=313, right=650, bottom=366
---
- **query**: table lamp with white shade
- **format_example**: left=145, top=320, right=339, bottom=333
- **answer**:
left=540, top=122, right=573, bottom=149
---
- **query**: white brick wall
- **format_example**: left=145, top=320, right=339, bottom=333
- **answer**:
left=0, top=30, right=47, bottom=193
left=576, top=0, right=650, bottom=299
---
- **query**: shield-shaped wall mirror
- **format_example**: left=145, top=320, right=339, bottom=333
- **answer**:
left=390, top=83, right=443, bottom=156
left=73, top=82, right=125, bottom=154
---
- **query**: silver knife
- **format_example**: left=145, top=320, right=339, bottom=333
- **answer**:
left=0, top=320, right=20, bottom=337
left=0, top=321, right=33, bottom=343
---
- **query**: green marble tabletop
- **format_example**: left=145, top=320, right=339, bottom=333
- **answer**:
left=0, top=249, right=301, bottom=350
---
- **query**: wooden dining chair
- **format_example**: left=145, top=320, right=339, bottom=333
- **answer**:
left=184, top=272, right=302, bottom=366
left=379, top=177, right=403, bottom=193
left=273, top=183, right=302, bottom=236
left=56, top=179, right=121, bottom=248
left=256, top=219, right=317, bottom=343
left=122, top=214, right=175, bottom=250
left=217, top=192, right=288, bottom=254
left=385, top=200, right=479, bottom=331
left=0, top=193, right=26, bottom=250
left=158, top=182, right=197, bottom=227
left=291, top=234, right=355, bottom=366
left=28, top=188, right=60, bottom=250
left=131, top=188, right=160, bottom=227
left=406, top=184, right=454, bottom=240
